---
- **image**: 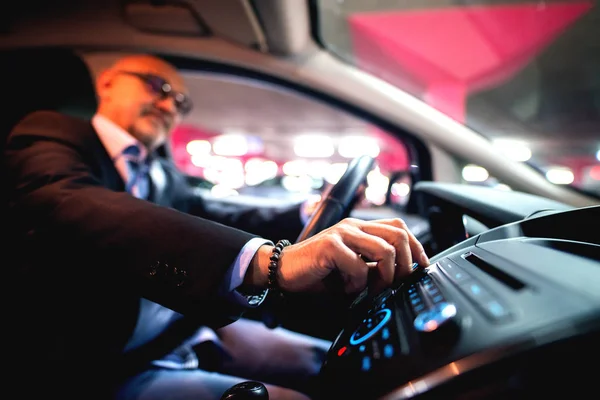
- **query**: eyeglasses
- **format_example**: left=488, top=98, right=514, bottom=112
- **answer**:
left=118, top=71, right=193, bottom=116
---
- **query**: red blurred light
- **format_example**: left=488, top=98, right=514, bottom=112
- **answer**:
left=590, top=165, right=600, bottom=181
left=337, top=346, right=347, bottom=356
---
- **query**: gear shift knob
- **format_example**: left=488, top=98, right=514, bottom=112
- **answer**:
left=220, top=381, right=269, bottom=400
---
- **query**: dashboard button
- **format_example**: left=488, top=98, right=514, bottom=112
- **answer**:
left=431, top=294, right=445, bottom=304
left=410, top=295, right=424, bottom=306
left=457, top=280, right=512, bottom=322
left=459, top=281, right=493, bottom=301
left=413, top=302, right=457, bottom=333
left=413, top=303, right=426, bottom=313
left=361, top=356, right=372, bottom=371
left=381, top=327, right=390, bottom=340
left=438, top=259, right=472, bottom=284
left=481, top=299, right=512, bottom=321
left=383, top=344, right=394, bottom=358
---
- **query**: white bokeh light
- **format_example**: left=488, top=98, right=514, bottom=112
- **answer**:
left=325, top=163, right=349, bottom=184
left=462, top=164, right=489, bottom=182
left=283, top=160, right=308, bottom=176
left=186, top=140, right=211, bottom=156
left=545, top=167, right=574, bottom=185
left=493, top=139, right=532, bottom=162
left=294, top=135, right=334, bottom=158
left=212, top=134, right=248, bottom=156
left=245, top=158, right=278, bottom=186
left=338, top=136, right=380, bottom=158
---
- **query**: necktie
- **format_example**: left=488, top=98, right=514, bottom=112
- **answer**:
left=121, top=145, right=150, bottom=199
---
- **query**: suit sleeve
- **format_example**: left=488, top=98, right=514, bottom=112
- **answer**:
left=3, top=111, right=258, bottom=319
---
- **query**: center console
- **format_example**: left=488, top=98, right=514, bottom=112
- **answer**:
left=316, top=206, right=600, bottom=399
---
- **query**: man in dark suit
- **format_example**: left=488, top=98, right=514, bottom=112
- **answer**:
left=3, top=54, right=429, bottom=400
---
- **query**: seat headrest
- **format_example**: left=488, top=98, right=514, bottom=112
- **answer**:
left=0, top=47, right=97, bottom=148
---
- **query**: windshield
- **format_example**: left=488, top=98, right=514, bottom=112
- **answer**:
left=315, top=0, right=600, bottom=196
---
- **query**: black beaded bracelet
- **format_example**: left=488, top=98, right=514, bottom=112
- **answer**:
left=267, top=239, right=291, bottom=295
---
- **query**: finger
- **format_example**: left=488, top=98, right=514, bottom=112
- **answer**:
left=357, top=222, right=413, bottom=279
left=329, top=237, right=370, bottom=294
left=366, top=261, right=393, bottom=296
left=334, top=226, right=397, bottom=290
left=391, top=218, right=430, bottom=266
left=364, top=218, right=429, bottom=267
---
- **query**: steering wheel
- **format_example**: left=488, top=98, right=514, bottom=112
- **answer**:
left=296, top=155, right=376, bottom=242
left=269, top=155, right=375, bottom=335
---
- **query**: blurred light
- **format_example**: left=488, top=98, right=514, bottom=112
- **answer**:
left=310, top=176, right=325, bottom=189
left=545, top=167, right=574, bottom=185
left=367, top=168, right=389, bottom=192
left=462, top=164, right=489, bottom=182
left=203, top=157, right=245, bottom=188
left=325, top=163, right=349, bottom=184
left=307, top=160, right=331, bottom=179
left=213, top=134, right=248, bottom=156
left=222, top=129, right=264, bottom=154
left=283, top=160, right=308, bottom=176
left=365, top=186, right=386, bottom=206
left=338, top=136, right=380, bottom=158
left=492, top=139, right=531, bottom=162
left=294, top=135, right=334, bottom=158
left=596, top=149, right=600, bottom=162
left=193, top=154, right=240, bottom=170
left=186, top=140, right=211, bottom=156
left=365, top=167, right=389, bottom=206
left=191, top=154, right=211, bottom=168
left=245, top=158, right=278, bottom=186
left=301, top=193, right=323, bottom=217
left=391, top=182, right=411, bottom=197
left=282, top=175, right=313, bottom=193
left=590, top=165, right=600, bottom=181
left=210, top=184, right=239, bottom=198
left=218, top=172, right=245, bottom=189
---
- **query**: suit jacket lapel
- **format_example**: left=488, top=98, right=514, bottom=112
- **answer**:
left=87, top=122, right=126, bottom=192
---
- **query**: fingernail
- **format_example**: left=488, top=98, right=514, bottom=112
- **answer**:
left=420, top=250, right=430, bottom=266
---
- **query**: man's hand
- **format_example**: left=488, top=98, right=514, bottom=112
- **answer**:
left=247, top=218, right=429, bottom=296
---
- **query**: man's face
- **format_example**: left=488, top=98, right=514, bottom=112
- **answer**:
left=97, top=56, right=192, bottom=150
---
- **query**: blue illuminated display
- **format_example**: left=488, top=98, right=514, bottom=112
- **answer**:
left=349, top=309, right=392, bottom=346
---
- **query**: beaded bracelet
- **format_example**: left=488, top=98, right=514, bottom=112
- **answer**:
left=268, top=239, right=291, bottom=295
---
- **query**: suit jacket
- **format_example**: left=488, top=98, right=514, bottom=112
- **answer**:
left=3, top=110, right=304, bottom=398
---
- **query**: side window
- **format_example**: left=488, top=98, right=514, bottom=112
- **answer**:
left=171, top=72, right=415, bottom=209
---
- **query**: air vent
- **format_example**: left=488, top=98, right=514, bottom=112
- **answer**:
left=462, top=252, right=525, bottom=290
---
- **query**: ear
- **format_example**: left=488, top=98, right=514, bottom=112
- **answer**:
left=95, top=69, right=114, bottom=100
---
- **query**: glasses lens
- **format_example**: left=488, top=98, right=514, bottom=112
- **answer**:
left=144, top=75, right=168, bottom=97
left=132, top=72, right=191, bottom=115
left=175, top=93, right=193, bottom=115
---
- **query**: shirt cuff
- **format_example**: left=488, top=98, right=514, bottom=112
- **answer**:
left=221, top=237, right=273, bottom=308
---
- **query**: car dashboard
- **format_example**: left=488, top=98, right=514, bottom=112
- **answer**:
left=317, top=205, right=600, bottom=399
